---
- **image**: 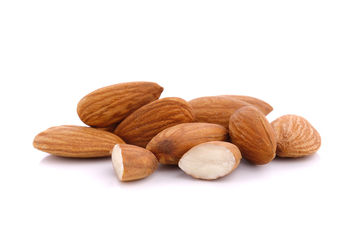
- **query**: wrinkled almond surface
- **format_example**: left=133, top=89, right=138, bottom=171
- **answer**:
left=112, top=144, right=158, bottom=182
left=271, top=115, right=321, bottom=157
left=77, top=81, right=163, bottom=127
left=189, top=96, right=250, bottom=127
left=146, top=122, right=228, bottom=164
left=229, top=106, right=276, bottom=165
left=114, top=97, right=195, bottom=147
left=33, top=125, right=125, bottom=158
left=220, top=95, right=273, bottom=115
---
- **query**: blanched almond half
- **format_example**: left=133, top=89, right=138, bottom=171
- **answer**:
left=112, top=144, right=158, bottom=182
left=178, top=141, right=241, bottom=180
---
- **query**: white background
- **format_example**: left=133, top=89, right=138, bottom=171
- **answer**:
left=1, top=0, right=349, bottom=251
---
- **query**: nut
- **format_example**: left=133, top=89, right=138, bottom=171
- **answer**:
left=93, top=123, right=118, bottom=132
left=114, top=97, right=195, bottom=147
left=229, top=106, right=276, bottom=165
left=189, top=96, right=250, bottom=127
left=77, top=81, right=163, bottom=127
left=271, top=114, right=321, bottom=157
left=112, top=144, right=158, bottom=182
left=33, top=125, right=125, bottom=158
left=220, top=95, right=273, bottom=115
left=146, top=122, right=228, bottom=164
left=178, top=141, right=241, bottom=180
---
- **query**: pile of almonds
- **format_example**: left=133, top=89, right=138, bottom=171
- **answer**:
left=33, top=82, right=321, bottom=181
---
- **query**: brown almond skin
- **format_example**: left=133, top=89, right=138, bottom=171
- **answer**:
left=271, top=115, right=321, bottom=157
left=229, top=106, right=276, bottom=165
left=189, top=96, right=250, bottom=128
left=92, top=123, right=118, bottom=132
left=77, top=81, right=163, bottom=127
left=146, top=123, right=228, bottom=165
left=220, top=95, right=273, bottom=115
left=114, top=144, right=158, bottom=182
left=114, top=97, right=195, bottom=148
left=33, top=125, right=125, bottom=158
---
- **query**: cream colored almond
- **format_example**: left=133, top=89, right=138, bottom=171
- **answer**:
left=178, top=141, right=241, bottom=180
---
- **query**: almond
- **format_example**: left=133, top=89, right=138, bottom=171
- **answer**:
left=112, top=144, right=158, bottom=182
left=77, top=81, right=163, bottom=127
left=271, top=115, right=321, bottom=157
left=146, top=123, right=228, bottom=164
left=229, top=106, right=276, bottom=165
left=114, top=97, right=195, bottom=147
left=33, top=125, right=125, bottom=158
left=93, top=123, right=118, bottom=132
left=220, top=95, right=273, bottom=115
left=189, top=96, right=250, bottom=127
left=178, top=141, right=241, bottom=180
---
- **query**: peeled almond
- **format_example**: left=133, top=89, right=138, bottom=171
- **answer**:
left=178, top=141, right=241, bottom=180
left=112, top=144, right=158, bottom=182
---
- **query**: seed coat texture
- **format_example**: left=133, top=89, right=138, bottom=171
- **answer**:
left=77, top=81, right=163, bottom=127
left=271, top=114, right=321, bottom=157
left=229, top=106, right=276, bottom=165
left=114, top=97, right=195, bottom=147
left=146, top=122, right=228, bottom=164
left=112, top=144, right=158, bottom=182
left=33, top=125, right=125, bottom=158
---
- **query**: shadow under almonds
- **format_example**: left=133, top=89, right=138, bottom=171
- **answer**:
left=273, top=153, right=321, bottom=166
left=40, top=154, right=111, bottom=166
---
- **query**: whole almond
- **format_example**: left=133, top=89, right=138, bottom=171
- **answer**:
left=220, top=95, right=273, bottom=115
left=271, top=115, right=321, bottom=157
left=114, top=97, right=195, bottom=147
left=33, top=125, right=125, bottom=158
left=189, top=96, right=250, bottom=127
left=179, top=141, right=241, bottom=180
left=77, top=81, right=163, bottom=127
left=229, top=106, right=276, bottom=165
left=112, top=144, right=158, bottom=182
left=146, top=123, right=228, bottom=164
